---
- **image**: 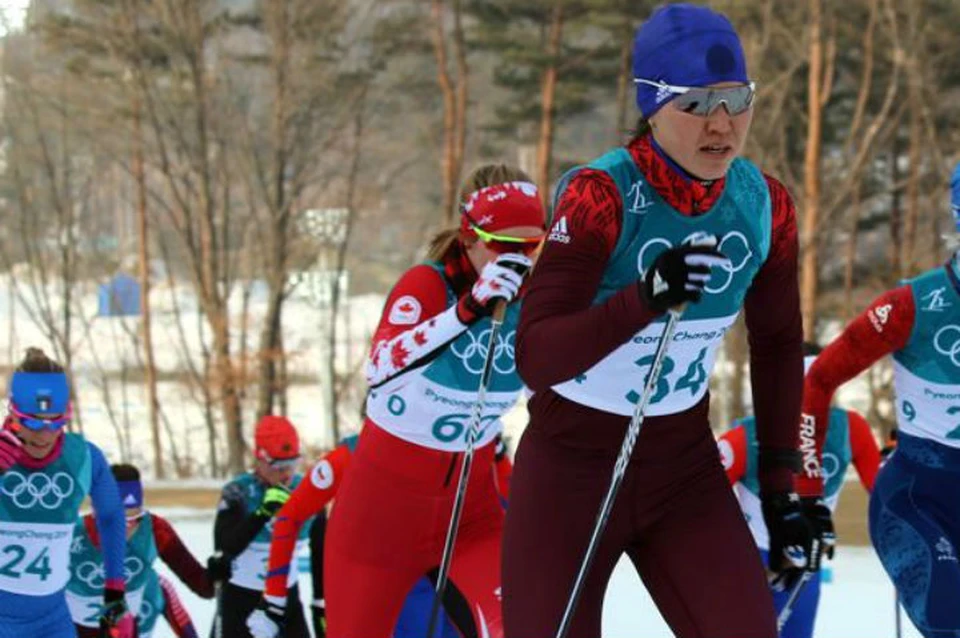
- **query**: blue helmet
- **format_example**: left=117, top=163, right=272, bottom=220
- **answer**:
left=9, top=371, right=71, bottom=430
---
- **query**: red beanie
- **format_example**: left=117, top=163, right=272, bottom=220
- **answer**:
left=459, top=181, right=546, bottom=234
left=254, top=415, right=300, bottom=461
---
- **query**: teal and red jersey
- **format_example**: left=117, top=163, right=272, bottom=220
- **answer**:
left=516, top=133, right=803, bottom=494
left=719, top=408, right=879, bottom=549
left=799, top=258, right=960, bottom=496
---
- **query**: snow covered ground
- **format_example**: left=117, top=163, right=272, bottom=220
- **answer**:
left=155, top=511, right=918, bottom=638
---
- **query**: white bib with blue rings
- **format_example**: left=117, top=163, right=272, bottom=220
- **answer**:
left=894, top=260, right=960, bottom=448
left=366, top=261, right=524, bottom=452
left=226, top=472, right=310, bottom=591
left=66, top=512, right=157, bottom=628
left=551, top=148, right=772, bottom=417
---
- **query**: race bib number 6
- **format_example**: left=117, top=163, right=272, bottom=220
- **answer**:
left=431, top=414, right=499, bottom=443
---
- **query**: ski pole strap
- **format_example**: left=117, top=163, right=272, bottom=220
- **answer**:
left=758, top=448, right=802, bottom=473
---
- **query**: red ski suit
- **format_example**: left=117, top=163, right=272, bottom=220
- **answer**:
left=324, top=244, right=517, bottom=638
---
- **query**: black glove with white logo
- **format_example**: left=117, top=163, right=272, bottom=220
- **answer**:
left=762, top=491, right=820, bottom=591
left=802, top=496, right=836, bottom=560
left=640, top=244, right=731, bottom=313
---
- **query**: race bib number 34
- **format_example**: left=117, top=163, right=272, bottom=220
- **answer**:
left=0, top=521, right=73, bottom=595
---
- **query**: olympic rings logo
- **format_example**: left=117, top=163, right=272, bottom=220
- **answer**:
left=934, top=325, right=960, bottom=367
left=75, top=557, right=144, bottom=588
left=1, top=471, right=75, bottom=510
left=450, top=329, right=516, bottom=375
left=821, top=453, right=839, bottom=481
left=75, top=561, right=106, bottom=588
left=636, top=231, right=754, bottom=295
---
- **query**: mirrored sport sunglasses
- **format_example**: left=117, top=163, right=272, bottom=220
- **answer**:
left=266, top=456, right=300, bottom=470
left=463, top=212, right=545, bottom=256
left=9, top=402, right=72, bottom=431
left=634, top=79, right=756, bottom=116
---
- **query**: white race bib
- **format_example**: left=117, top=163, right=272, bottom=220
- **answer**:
left=552, top=315, right=734, bottom=416
left=0, top=520, right=73, bottom=596
left=367, top=377, right=516, bottom=452
left=230, top=539, right=306, bottom=591
left=66, top=585, right=146, bottom=627
left=894, top=361, right=960, bottom=448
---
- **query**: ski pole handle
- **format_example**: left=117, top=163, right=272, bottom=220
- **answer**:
left=492, top=300, right=507, bottom=323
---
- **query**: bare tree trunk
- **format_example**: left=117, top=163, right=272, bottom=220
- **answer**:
left=431, top=0, right=469, bottom=224
left=119, top=357, right=132, bottom=461
left=55, top=81, right=84, bottom=435
left=203, top=354, right=219, bottom=476
left=278, top=330, right=289, bottom=416
left=452, top=0, right=468, bottom=206
left=902, top=61, right=922, bottom=276
left=255, top=0, right=292, bottom=423
left=210, top=313, right=244, bottom=472
left=133, top=86, right=164, bottom=478
left=238, top=220, right=256, bottom=412
left=158, top=234, right=220, bottom=476
left=843, top=182, right=862, bottom=322
left=800, top=0, right=824, bottom=339
left=257, top=288, right=284, bottom=420
left=159, top=410, right=186, bottom=477
left=613, top=25, right=632, bottom=143
left=326, top=89, right=367, bottom=444
left=536, top=2, right=564, bottom=210
left=186, top=0, right=244, bottom=473
left=890, top=135, right=903, bottom=283
left=931, top=192, right=944, bottom=268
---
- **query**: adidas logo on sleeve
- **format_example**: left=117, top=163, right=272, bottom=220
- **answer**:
left=548, top=217, right=571, bottom=244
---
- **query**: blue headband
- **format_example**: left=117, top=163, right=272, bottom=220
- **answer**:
left=117, top=480, right=143, bottom=510
left=9, top=371, right=71, bottom=430
left=633, top=3, right=748, bottom=118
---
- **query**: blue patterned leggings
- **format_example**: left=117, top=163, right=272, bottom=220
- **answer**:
left=869, top=433, right=960, bottom=638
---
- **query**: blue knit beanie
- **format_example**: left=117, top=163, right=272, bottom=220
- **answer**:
left=633, top=4, right=749, bottom=118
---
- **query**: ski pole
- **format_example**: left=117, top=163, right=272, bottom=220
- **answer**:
left=895, top=589, right=902, bottom=638
left=426, top=301, right=508, bottom=638
left=777, top=570, right=812, bottom=631
left=555, top=307, right=683, bottom=638
left=211, top=552, right=226, bottom=638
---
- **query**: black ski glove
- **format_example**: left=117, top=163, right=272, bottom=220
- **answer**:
left=640, top=243, right=730, bottom=313
left=762, top=491, right=820, bottom=591
left=802, top=496, right=836, bottom=560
